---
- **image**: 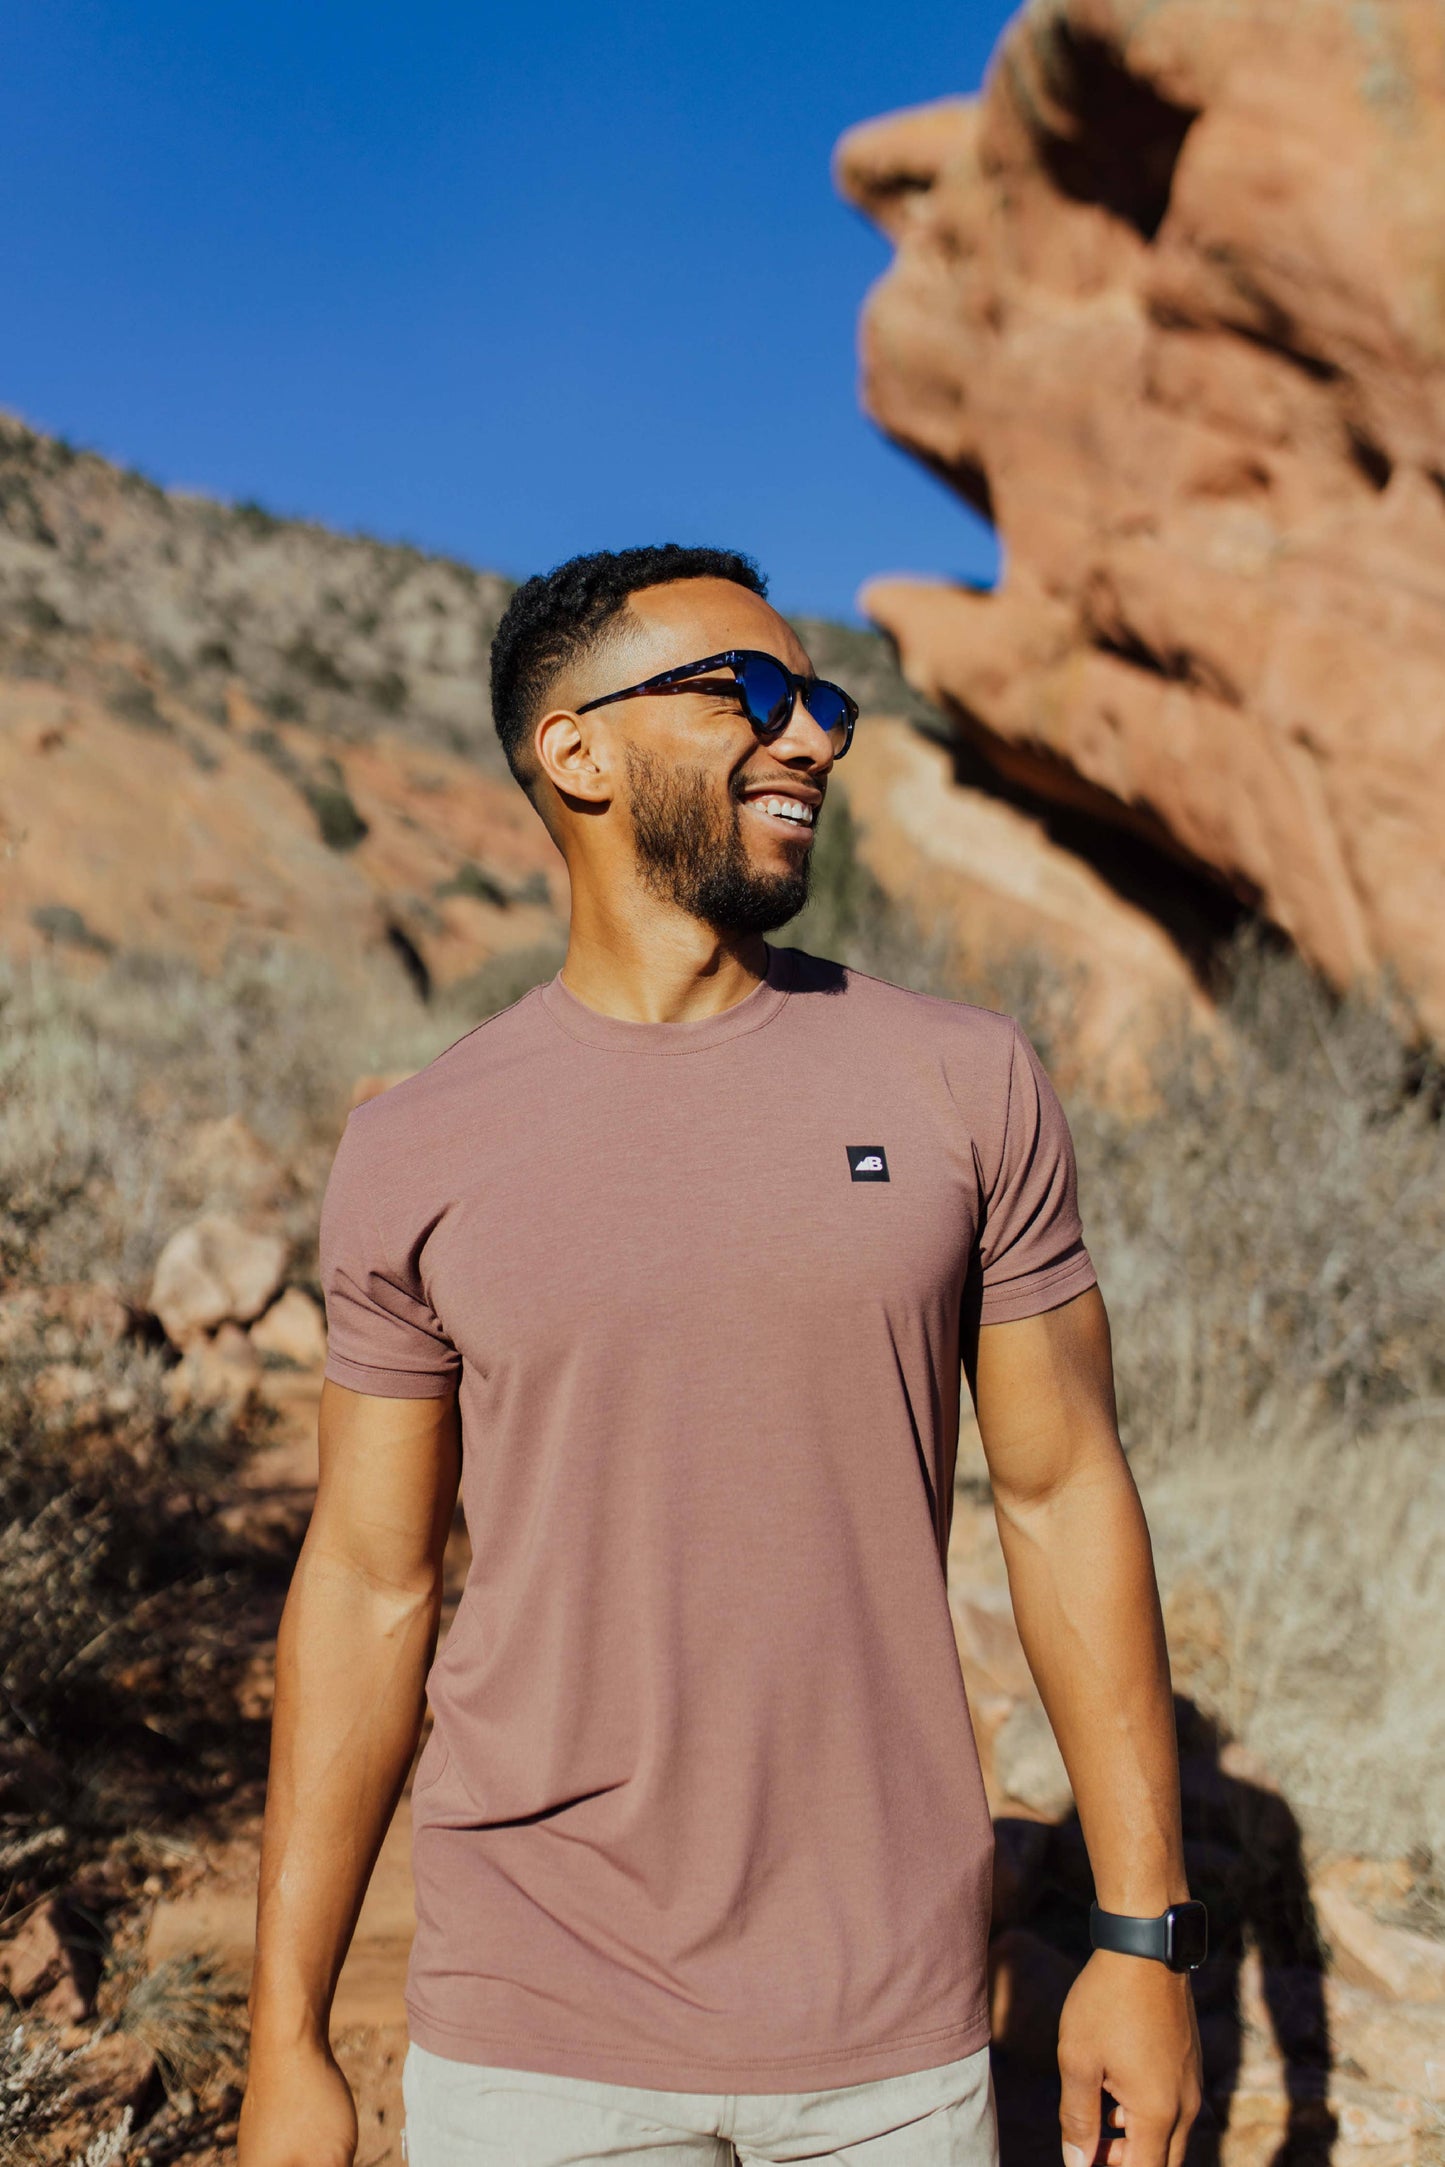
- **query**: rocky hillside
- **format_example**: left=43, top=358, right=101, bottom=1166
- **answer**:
left=0, top=411, right=1228, bottom=1089
left=0, top=415, right=514, bottom=765
left=838, top=0, right=1445, bottom=1043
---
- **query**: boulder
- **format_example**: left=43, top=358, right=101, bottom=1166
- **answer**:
left=250, top=1286, right=327, bottom=1370
left=150, top=1213, right=288, bottom=1348
left=837, top=0, right=1445, bottom=1038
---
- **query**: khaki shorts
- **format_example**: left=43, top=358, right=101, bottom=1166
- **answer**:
left=401, top=2039, right=998, bottom=2166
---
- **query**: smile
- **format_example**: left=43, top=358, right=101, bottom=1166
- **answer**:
left=741, top=793, right=817, bottom=834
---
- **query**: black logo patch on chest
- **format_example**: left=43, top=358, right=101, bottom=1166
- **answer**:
left=846, top=1145, right=890, bottom=1183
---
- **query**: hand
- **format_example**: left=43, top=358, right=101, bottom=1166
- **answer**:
left=238, top=2037, right=358, bottom=2167
left=1057, top=1950, right=1202, bottom=2167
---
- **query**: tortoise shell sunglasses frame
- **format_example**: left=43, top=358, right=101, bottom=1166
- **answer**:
left=574, top=648, right=859, bottom=759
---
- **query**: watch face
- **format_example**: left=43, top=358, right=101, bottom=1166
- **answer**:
left=1167, top=1902, right=1209, bottom=1970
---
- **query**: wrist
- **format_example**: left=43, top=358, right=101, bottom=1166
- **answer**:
left=1090, top=1896, right=1209, bottom=1972
left=247, top=1994, right=333, bottom=2059
left=1090, top=1864, right=1191, bottom=1914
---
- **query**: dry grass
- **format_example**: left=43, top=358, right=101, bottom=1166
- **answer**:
left=1073, top=933, right=1445, bottom=1448
left=114, top=1952, right=246, bottom=2104
left=0, top=940, right=467, bottom=1294
left=0, top=2023, right=84, bottom=2158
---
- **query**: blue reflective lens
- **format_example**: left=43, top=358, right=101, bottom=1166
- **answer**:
left=736, top=655, right=792, bottom=733
left=804, top=682, right=851, bottom=739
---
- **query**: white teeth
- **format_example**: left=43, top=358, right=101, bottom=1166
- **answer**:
left=750, top=795, right=814, bottom=826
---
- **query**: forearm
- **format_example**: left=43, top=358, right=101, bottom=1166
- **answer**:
left=994, top=1450, right=1187, bottom=1913
left=249, top=1542, right=440, bottom=2048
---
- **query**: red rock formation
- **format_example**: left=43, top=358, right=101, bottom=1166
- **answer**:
left=837, top=0, right=1445, bottom=1038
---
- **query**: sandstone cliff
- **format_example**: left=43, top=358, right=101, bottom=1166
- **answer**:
left=838, top=0, right=1445, bottom=1039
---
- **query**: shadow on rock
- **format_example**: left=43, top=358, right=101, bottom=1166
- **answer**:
left=988, top=1697, right=1336, bottom=2167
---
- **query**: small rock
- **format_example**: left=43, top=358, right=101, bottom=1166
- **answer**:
left=150, top=1212, right=288, bottom=1347
left=1313, top=1880, right=1445, bottom=2003
left=166, top=1320, right=261, bottom=1417
left=71, top=2029, right=159, bottom=2118
left=0, top=1900, right=92, bottom=2022
left=250, top=1286, right=327, bottom=1369
left=994, top=1700, right=1073, bottom=1820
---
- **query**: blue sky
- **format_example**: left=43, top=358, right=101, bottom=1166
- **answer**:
left=3, top=2, right=1016, bottom=618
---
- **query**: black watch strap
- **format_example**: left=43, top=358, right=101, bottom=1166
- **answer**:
left=1089, top=1900, right=1208, bottom=1972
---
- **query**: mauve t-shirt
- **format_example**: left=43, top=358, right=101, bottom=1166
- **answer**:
left=318, top=944, right=1097, bottom=2092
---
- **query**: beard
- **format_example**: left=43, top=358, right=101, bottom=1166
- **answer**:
left=623, top=744, right=812, bottom=936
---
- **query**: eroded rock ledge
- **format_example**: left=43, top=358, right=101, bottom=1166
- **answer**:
left=837, top=0, right=1445, bottom=1039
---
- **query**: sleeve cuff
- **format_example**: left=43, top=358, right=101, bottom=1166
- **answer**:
left=977, top=1248, right=1099, bottom=1327
left=323, top=1352, right=459, bottom=1399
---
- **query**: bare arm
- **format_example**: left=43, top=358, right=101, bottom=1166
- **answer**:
left=970, top=1286, right=1201, bottom=2167
left=238, top=1381, right=460, bottom=2167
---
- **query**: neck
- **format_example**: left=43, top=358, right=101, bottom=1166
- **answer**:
left=559, top=879, right=770, bottom=1024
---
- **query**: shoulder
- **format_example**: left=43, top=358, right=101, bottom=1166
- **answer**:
left=334, top=983, right=551, bottom=1176
left=780, top=946, right=1022, bottom=1066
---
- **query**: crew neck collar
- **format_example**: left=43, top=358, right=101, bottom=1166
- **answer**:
left=539, top=943, right=794, bottom=1055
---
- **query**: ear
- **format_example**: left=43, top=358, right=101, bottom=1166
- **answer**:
left=533, top=704, right=614, bottom=806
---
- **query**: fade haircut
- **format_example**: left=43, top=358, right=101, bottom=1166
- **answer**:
left=489, top=543, right=767, bottom=793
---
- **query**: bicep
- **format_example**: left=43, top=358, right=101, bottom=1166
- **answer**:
left=307, top=1379, right=461, bottom=1588
left=970, top=1284, right=1123, bottom=1504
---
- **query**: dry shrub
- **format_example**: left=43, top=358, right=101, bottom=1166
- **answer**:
left=0, top=940, right=462, bottom=1293
left=1073, top=932, right=1445, bottom=1448
left=0, top=1322, right=261, bottom=1901
left=114, top=1952, right=246, bottom=2104
left=0, top=2023, right=83, bottom=2158
left=1061, top=935, right=1444, bottom=1862
left=1143, top=1416, right=1444, bottom=1863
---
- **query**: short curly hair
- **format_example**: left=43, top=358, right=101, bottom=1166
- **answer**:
left=488, top=543, right=767, bottom=793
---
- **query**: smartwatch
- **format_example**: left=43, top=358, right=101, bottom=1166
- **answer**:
left=1089, top=1900, right=1209, bottom=1973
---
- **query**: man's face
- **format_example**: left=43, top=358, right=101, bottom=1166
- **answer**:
left=572, top=579, right=836, bottom=937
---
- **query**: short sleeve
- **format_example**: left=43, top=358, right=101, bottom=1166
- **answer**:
left=318, top=1112, right=461, bottom=1399
left=976, top=1023, right=1099, bottom=1325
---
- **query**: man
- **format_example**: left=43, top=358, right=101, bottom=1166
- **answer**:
left=239, top=545, right=1204, bottom=2167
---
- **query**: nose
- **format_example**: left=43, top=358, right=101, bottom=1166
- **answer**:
left=769, top=686, right=838, bottom=773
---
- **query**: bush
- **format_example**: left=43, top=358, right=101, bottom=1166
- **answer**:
left=0, top=941, right=445, bottom=1294
left=1074, top=931, right=1445, bottom=1450
left=0, top=1321, right=262, bottom=1902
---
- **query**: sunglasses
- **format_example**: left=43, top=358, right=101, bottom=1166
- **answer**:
left=575, top=648, right=859, bottom=759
